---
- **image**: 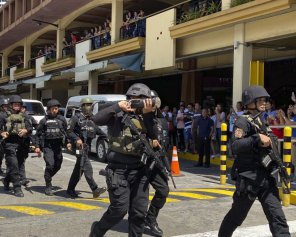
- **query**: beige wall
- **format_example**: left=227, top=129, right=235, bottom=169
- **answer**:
left=177, top=27, right=234, bottom=57
left=145, top=9, right=176, bottom=71
left=245, top=11, right=296, bottom=42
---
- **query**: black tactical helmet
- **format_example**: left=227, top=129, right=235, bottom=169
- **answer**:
left=242, top=86, right=270, bottom=106
left=126, top=83, right=151, bottom=98
left=150, top=90, right=158, bottom=98
left=47, top=99, right=61, bottom=108
left=0, top=98, right=9, bottom=107
left=80, top=97, right=94, bottom=106
left=9, top=95, right=23, bottom=104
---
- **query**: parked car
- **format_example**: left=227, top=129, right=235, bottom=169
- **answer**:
left=22, top=99, right=46, bottom=125
left=65, top=94, right=126, bottom=162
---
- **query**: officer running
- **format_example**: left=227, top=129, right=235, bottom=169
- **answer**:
left=144, top=90, right=169, bottom=237
left=0, top=97, right=9, bottom=175
left=89, top=83, right=159, bottom=237
left=35, top=99, right=67, bottom=196
left=218, top=86, right=290, bottom=237
left=66, top=97, right=106, bottom=198
left=0, top=95, right=32, bottom=197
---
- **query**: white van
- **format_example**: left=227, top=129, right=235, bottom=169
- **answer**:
left=22, top=99, right=46, bottom=124
left=65, top=94, right=126, bottom=162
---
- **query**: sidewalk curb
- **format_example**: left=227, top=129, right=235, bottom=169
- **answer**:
left=177, top=152, right=234, bottom=168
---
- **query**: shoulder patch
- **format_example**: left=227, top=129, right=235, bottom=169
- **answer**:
left=234, top=128, right=244, bottom=138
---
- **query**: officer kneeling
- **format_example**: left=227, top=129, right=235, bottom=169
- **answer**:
left=218, top=86, right=290, bottom=237
left=89, top=83, right=159, bottom=237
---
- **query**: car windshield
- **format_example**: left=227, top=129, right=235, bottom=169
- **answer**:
left=25, top=102, right=46, bottom=116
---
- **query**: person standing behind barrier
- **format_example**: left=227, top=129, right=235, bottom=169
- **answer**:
left=192, top=103, right=202, bottom=154
left=162, top=105, right=176, bottom=149
left=34, top=99, right=67, bottom=196
left=89, top=83, right=159, bottom=237
left=1, top=95, right=32, bottom=197
left=0, top=98, right=9, bottom=175
left=176, top=105, right=185, bottom=151
left=66, top=97, right=106, bottom=199
left=194, top=109, right=214, bottom=168
left=218, top=86, right=290, bottom=237
left=215, top=104, right=225, bottom=154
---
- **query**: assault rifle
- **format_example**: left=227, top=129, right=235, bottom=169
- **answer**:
left=76, top=129, right=89, bottom=179
left=246, top=113, right=290, bottom=194
left=121, top=113, right=177, bottom=189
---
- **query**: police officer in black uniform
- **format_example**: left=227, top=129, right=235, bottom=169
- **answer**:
left=144, top=90, right=169, bottom=237
left=0, top=98, right=9, bottom=175
left=0, top=95, right=32, bottom=197
left=218, top=86, right=290, bottom=237
left=66, top=97, right=106, bottom=198
left=19, top=103, right=38, bottom=186
left=35, top=99, right=67, bottom=196
left=89, top=83, right=159, bottom=237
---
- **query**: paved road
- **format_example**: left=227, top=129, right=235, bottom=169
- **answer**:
left=0, top=152, right=295, bottom=237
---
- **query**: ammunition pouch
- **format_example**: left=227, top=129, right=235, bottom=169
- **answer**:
left=236, top=176, right=260, bottom=201
left=105, top=168, right=128, bottom=190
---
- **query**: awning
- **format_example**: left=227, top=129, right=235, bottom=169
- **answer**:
left=0, top=81, right=22, bottom=90
left=110, top=53, right=144, bottom=72
left=23, top=74, right=52, bottom=84
left=62, top=60, right=108, bottom=74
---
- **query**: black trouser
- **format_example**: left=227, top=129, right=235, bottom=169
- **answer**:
left=43, top=141, right=63, bottom=184
left=93, top=167, right=149, bottom=237
left=19, top=138, right=30, bottom=181
left=67, top=153, right=98, bottom=192
left=146, top=168, right=169, bottom=223
left=4, top=142, right=27, bottom=188
left=198, top=137, right=211, bottom=166
left=0, top=143, right=4, bottom=169
left=177, top=128, right=185, bottom=150
left=218, top=177, right=290, bottom=237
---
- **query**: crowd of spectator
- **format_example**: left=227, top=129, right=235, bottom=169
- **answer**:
left=37, top=44, right=57, bottom=60
left=121, top=10, right=146, bottom=39
left=160, top=93, right=296, bottom=174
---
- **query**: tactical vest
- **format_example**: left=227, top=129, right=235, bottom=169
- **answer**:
left=6, top=112, right=26, bottom=135
left=156, top=117, right=169, bottom=151
left=79, top=115, right=96, bottom=140
left=44, top=117, right=64, bottom=140
left=109, top=116, right=147, bottom=156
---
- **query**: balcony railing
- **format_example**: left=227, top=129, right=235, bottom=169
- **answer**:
left=176, top=0, right=222, bottom=24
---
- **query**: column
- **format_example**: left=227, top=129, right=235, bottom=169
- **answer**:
left=181, top=59, right=197, bottom=103
left=56, top=24, right=65, bottom=59
left=88, top=71, right=98, bottom=95
left=30, top=84, right=37, bottom=99
left=222, top=0, right=232, bottom=10
left=24, top=38, right=31, bottom=68
left=1, top=54, right=8, bottom=77
left=232, top=23, right=252, bottom=107
left=111, top=0, right=123, bottom=44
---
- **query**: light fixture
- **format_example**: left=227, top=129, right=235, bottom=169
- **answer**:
left=32, top=19, right=59, bottom=28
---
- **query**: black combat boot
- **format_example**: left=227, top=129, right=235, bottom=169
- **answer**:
left=14, top=187, right=24, bottom=197
left=89, top=221, right=106, bottom=237
left=67, top=189, right=78, bottom=198
left=92, top=187, right=107, bottom=198
left=20, top=179, right=30, bottom=187
left=45, top=182, right=54, bottom=196
left=145, top=219, right=163, bottom=237
left=2, top=178, right=9, bottom=191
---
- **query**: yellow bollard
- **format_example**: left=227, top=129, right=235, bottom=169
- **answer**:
left=220, top=123, right=228, bottom=185
left=282, top=126, right=292, bottom=207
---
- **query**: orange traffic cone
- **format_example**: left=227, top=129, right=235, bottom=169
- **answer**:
left=171, top=146, right=183, bottom=177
